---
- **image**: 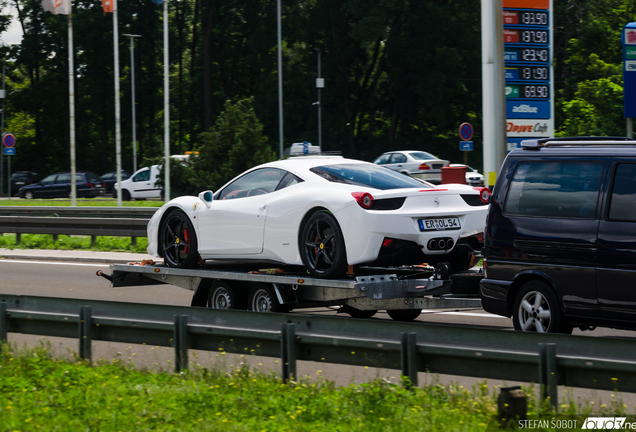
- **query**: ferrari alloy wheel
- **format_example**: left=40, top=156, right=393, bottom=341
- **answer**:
left=248, top=284, right=287, bottom=313
left=208, top=281, right=246, bottom=309
left=512, top=280, right=572, bottom=334
left=160, top=210, right=199, bottom=268
left=301, top=211, right=347, bottom=279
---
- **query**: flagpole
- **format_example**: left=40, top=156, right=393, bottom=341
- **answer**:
left=68, top=3, right=76, bottom=206
left=114, top=0, right=122, bottom=207
left=163, top=0, right=169, bottom=202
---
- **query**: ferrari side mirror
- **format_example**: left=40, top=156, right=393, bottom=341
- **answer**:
left=198, top=190, right=214, bottom=208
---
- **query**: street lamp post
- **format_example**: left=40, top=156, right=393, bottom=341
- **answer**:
left=123, top=34, right=141, bottom=173
left=314, top=48, right=323, bottom=153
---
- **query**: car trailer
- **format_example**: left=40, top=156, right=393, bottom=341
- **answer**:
left=97, top=262, right=483, bottom=322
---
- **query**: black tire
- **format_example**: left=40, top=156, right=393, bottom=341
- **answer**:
left=300, top=211, right=348, bottom=279
left=207, top=280, right=247, bottom=310
left=387, top=309, right=422, bottom=322
left=160, top=210, right=199, bottom=269
left=122, top=189, right=131, bottom=201
left=112, top=188, right=117, bottom=199
left=512, top=280, right=573, bottom=334
left=248, top=284, right=288, bottom=313
left=343, top=306, right=377, bottom=319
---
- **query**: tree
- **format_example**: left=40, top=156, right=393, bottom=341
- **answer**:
left=192, top=97, right=276, bottom=192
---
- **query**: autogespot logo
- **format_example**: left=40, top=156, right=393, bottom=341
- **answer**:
left=582, top=417, right=628, bottom=429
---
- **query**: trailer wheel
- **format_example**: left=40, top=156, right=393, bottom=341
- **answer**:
left=341, top=306, right=377, bottom=319
left=387, top=309, right=422, bottom=322
left=249, top=284, right=288, bottom=313
left=300, top=211, right=347, bottom=279
left=208, top=281, right=247, bottom=310
left=160, top=210, right=199, bottom=269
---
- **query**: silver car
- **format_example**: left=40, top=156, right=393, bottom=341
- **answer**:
left=373, top=150, right=449, bottom=184
left=449, top=164, right=485, bottom=186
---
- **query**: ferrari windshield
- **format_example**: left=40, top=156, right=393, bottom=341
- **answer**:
left=310, top=163, right=431, bottom=190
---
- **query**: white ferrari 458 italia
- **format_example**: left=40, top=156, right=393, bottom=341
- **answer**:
left=147, top=156, right=490, bottom=278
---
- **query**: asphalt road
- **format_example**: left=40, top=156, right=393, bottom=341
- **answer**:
left=1, top=257, right=635, bottom=408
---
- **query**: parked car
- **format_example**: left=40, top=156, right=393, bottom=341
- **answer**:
left=18, top=172, right=105, bottom=199
left=481, top=136, right=636, bottom=333
left=10, top=171, right=38, bottom=197
left=373, top=150, right=449, bottom=184
left=113, top=165, right=162, bottom=201
left=449, top=164, right=485, bottom=186
left=100, top=170, right=131, bottom=194
left=146, top=157, right=491, bottom=279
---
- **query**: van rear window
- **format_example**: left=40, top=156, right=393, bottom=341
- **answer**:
left=504, top=161, right=603, bottom=219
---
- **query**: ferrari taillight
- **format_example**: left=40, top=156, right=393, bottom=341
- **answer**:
left=473, top=187, right=491, bottom=204
left=351, top=192, right=374, bottom=209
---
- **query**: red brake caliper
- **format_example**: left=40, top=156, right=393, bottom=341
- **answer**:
left=183, top=227, right=190, bottom=254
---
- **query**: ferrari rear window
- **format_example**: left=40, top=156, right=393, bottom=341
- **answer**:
left=310, top=164, right=429, bottom=190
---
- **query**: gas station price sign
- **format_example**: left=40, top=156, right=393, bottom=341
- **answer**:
left=503, top=0, right=553, bottom=143
left=506, top=65, right=549, bottom=80
left=506, top=84, right=550, bottom=99
left=504, top=28, right=549, bottom=44
left=503, top=9, right=548, bottom=26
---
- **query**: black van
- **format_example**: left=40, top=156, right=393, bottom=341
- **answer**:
left=481, top=136, right=636, bottom=333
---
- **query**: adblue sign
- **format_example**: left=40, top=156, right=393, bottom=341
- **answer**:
left=506, top=100, right=550, bottom=119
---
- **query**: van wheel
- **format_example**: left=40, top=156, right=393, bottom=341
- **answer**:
left=512, top=281, right=572, bottom=334
left=122, top=189, right=131, bottom=201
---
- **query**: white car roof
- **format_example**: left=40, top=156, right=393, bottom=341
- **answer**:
left=257, top=157, right=371, bottom=179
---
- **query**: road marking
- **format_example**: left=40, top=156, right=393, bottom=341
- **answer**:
left=0, top=259, right=107, bottom=267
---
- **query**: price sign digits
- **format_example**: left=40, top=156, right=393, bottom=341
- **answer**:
left=521, top=11, right=548, bottom=25
left=521, top=84, right=549, bottom=99
left=522, top=48, right=549, bottom=62
left=521, top=30, right=548, bottom=44
left=521, top=66, right=549, bottom=80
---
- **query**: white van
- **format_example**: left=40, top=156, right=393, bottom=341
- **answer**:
left=114, top=165, right=162, bottom=201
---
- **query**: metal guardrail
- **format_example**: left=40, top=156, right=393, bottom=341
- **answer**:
left=0, top=206, right=157, bottom=218
left=0, top=294, right=634, bottom=409
left=0, top=206, right=155, bottom=242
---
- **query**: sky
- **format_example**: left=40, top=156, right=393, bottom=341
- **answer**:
left=1, top=6, right=23, bottom=46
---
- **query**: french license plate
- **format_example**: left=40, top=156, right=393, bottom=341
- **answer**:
left=419, top=217, right=461, bottom=231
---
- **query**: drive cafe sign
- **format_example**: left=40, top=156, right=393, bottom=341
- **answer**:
left=506, top=118, right=554, bottom=137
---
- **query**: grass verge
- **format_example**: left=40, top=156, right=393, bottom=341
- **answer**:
left=0, top=342, right=630, bottom=431
left=0, top=233, right=149, bottom=254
